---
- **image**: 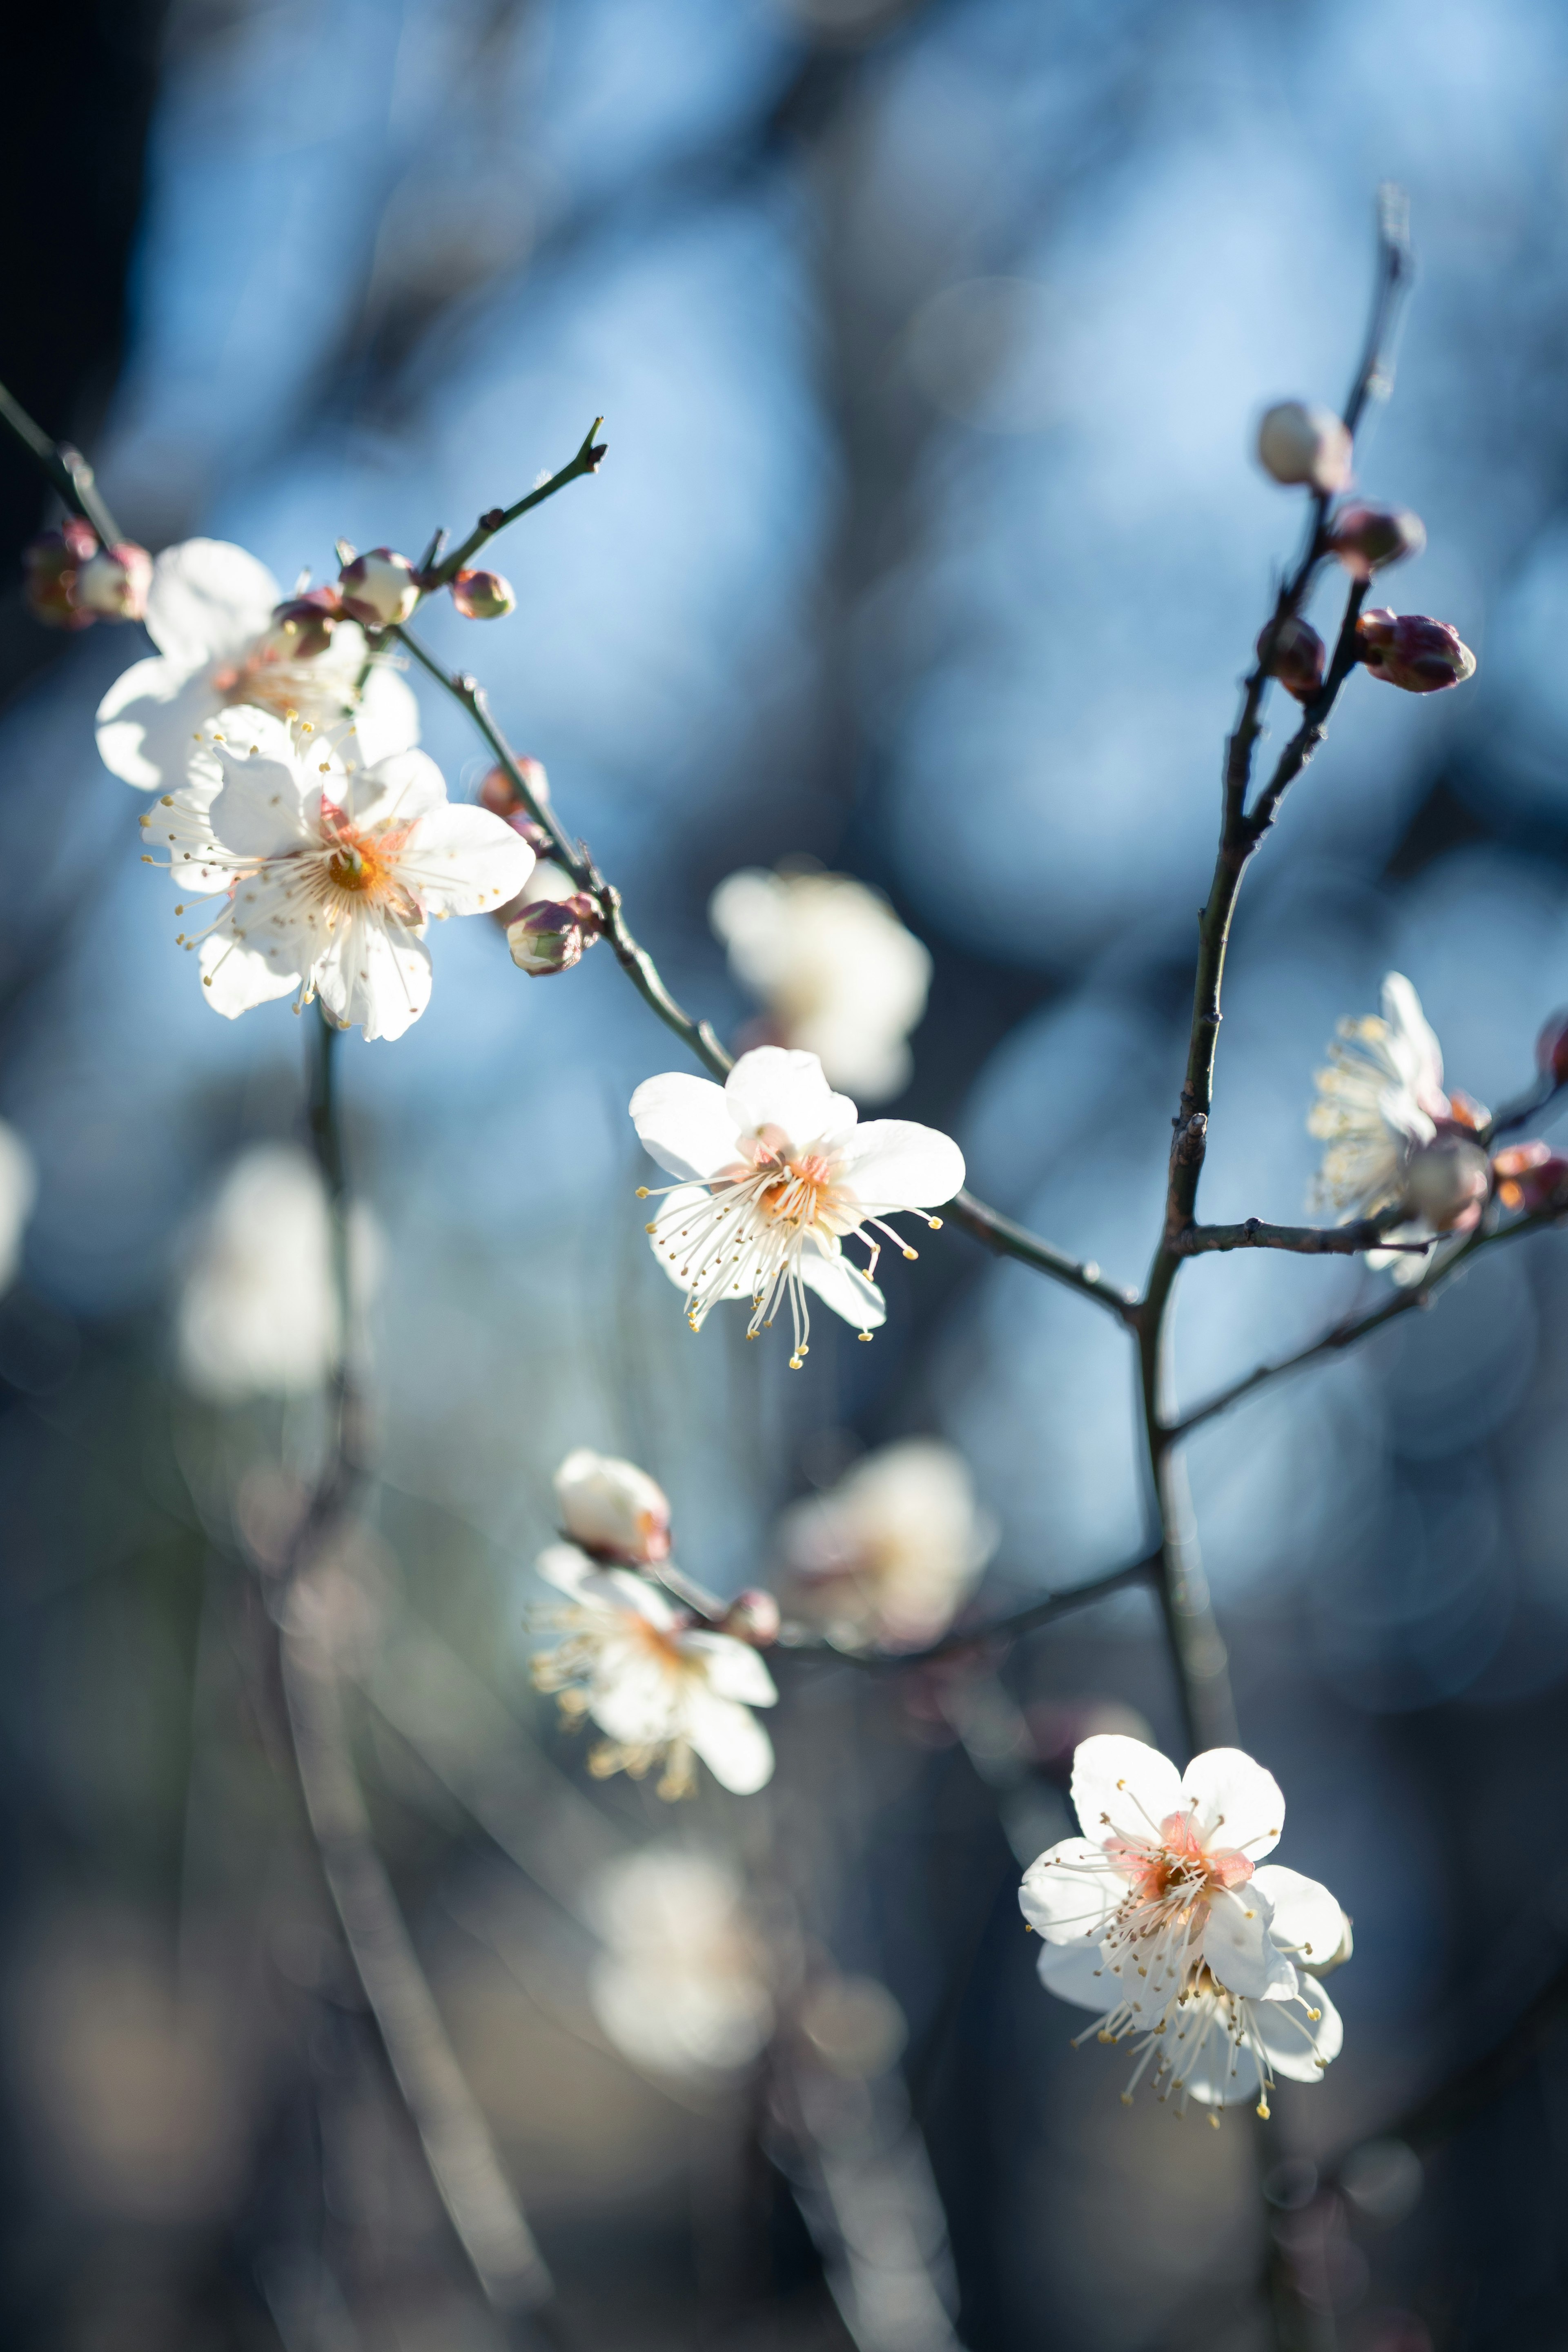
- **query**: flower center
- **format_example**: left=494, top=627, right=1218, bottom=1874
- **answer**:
left=757, top=1149, right=835, bottom=1232
left=317, top=802, right=417, bottom=913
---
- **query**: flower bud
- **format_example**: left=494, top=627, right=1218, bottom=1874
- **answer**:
left=506, top=894, right=599, bottom=974
left=1256, top=401, right=1353, bottom=494
left=1535, top=1010, right=1568, bottom=1085
left=477, top=760, right=552, bottom=856
left=1326, top=503, right=1425, bottom=581
left=23, top=518, right=100, bottom=628
left=1492, top=1142, right=1568, bottom=1216
left=336, top=547, right=421, bottom=627
left=555, top=1446, right=672, bottom=1564
left=1257, top=614, right=1325, bottom=703
left=1356, top=609, right=1476, bottom=694
left=1404, top=1135, right=1491, bottom=1231
left=450, top=567, right=516, bottom=619
left=269, top=584, right=343, bottom=660
left=722, top=1588, right=782, bottom=1646
left=73, top=539, right=153, bottom=622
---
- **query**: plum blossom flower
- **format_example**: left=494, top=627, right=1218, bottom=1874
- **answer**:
left=1021, top=1734, right=1349, bottom=2119
left=630, top=1047, right=964, bottom=1366
left=97, top=538, right=420, bottom=790
left=531, top=1543, right=777, bottom=1799
left=776, top=1437, right=997, bottom=1650
left=586, top=1847, right=773, bottom=2078
left=1308, top=973, right=1489, bottom=1283
left=709, top=868, right=931, bottom=1102
left=555, top=1446, right=672, bottom=1564
left=144, top=707, right=531, bottom=1040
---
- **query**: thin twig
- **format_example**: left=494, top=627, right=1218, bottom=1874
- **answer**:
left=419, top=419, right=606, bottom=593
left=947, top=1191, right=1141, bottom=1324
left=783, top=1550, right=1159, bottom=1667
left=1171, top=1212, right=1428, bottom=1259
left=0, top=376, right=124, bottom=545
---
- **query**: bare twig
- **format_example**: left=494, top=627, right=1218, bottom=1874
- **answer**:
left=0, top=376, right=124, bottom=546
left=947, top=1190, right=1140, bottom=1324
left=783, top=1550, right=1159, bottom=1668
left=1171, top=1212, right=1428, bottom=1259
left=419, top=418, right=606, bottom=592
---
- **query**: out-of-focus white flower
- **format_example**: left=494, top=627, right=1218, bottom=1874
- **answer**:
left=776, top=1437, right=997, bottom=1649
left=97, top=539, right=420, bottom=789
left=1021, top=1734, right=1348, bottom=2118
left=1308, top=973, right=1489, bottom=1284
left=0, top=1121, right=38, bottom=1294
left=630, top=1046, right=964, bottom=1365
left=145, top=708, right=530, bottom=1040
left=1255, top=400, right=1352, bottom=493
left=176, top=1143, right=381, bottom=1403
left=586, top=1847, right=773, bottom=2078
left=555, top=1446, right=672, bottom=1564
left=709, top=868, right=931, bottom=1102
left=532, top=1544, right=777, bottom=1798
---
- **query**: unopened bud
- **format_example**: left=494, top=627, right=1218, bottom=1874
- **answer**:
left=1404, top=1135, right=1491, bottom=1231
left=1356, top=609, right=1476, bottom=694
left=1492, top=1142, right=1568, bottom=1216
left=1256, top=401, right=1352, bottom=494
left=506, top=894, right=599, bottom=974
left=722, top=1588, right=782, bottom=1646
left=555, top=1446, right=671, bottom=1564
left=270, top=584, right=343, bottom=660
left=1327, top=503, right=1425, bottom=581
left=450, top=567, right=516, bottom=619
left=477, top=758, right=550, bottom=815
left=72, top=540, right=152, bottom=621
left=1535, top=1010, right=1568, bottom=1085
left=23, top=517, right=100, bottom=628
left=337, top=547, right=421, bottom=627
left=1257, top=614, right=1325, bottom=703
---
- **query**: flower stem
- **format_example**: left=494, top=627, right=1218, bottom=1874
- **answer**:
left=0, top=376, right=124, bottom=546
left=418, top=418, right=606, bottom=593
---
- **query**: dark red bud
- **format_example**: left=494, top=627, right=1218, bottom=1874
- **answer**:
left=1258, top=614, right=1326, bottom=703
left=1355, top=608, right=1476, bottom=693
left=1536, top=1011, right=1568, bottom=1086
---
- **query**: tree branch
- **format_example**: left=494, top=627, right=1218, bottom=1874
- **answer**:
left=783, top=1550, right=1158, bottom=1668
left=946, top=1190, right=1141, bottom=1324
left=419, top=418, right=606, bottom=592
left=1171, top=1211, right=1428, bottom=1259
left=0, top=376, right=124, bottom=546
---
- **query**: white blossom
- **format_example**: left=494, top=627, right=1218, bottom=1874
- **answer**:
left=630, top=1046, right=964, bottom=1365
left=1021, top=1734, right=1349, bottom=2118
left=709, top=867, right=931, bottom=1102
left=144, top=707, right=531, bottom=1040
left=97, top=538, right=420, bottom=791
left=176, top=1143, right=381, bottom=1403
left=531, top=1544, right=777, bottom=1798
left=555, top=1446, right=672, bottom=1564
left=586, top=1847, right=773, bottom=2078
left=776, top=1437, right=997, bottom=1649
left=0, top=1120, right=37, bottom=1295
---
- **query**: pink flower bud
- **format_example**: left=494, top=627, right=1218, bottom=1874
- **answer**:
left=1256, top=401, right=1353, bottom=494
left=1326, top=503, right=1426, bottom=582
left=23, top=518, right=100, bottom=628
left=555, top=1447, right=671, bottom=1564
left=1493, top=1142, right=1568, bottom=1216
left=477, top=758, right=550, bottom=815
left=1356, top=609, right=1476, bottom=694
left=1257, top=614, right=1326, bottom=703
left=336, top=547, right=420, bottom=627
left=1404, top=1135, right=1491, bottom=1232
left=1535, top=1010, right=1568, bottom=1085
left=506, top=895, right=599, bottom=975
left=268, top=584, right=343, bottom=661
left=722, top=1589, right=782, bottom=1646
left=450, top=567, right=516, bottom=620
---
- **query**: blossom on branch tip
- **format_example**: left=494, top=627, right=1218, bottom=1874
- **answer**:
left=1327, top=503, right=1425, bottom=581
left=1256, top=401, right=1353, bottom=494
left=143, top=708, right=531, bottom=1039
left=776, top=1436, right=997, bottom=1650
left=1355, top=608, right=1476, bottom=693
left=336, top=547, right=421, bottom=627
left=554, top=1446, right=672, bottom=1565
left=530, top=1543, right=777, bottom=1798
left=97, top=539, right=420, bottom=788
left=710, top=867, right=931, bottom=1102
left=450, top=568, right=516, bottom=619
left=25, top=521, right=151, bottom=629
left=1022, top=1733, right=1348, bottom=2117
left=629, top=1046, right=964, bottom=1365
left=507, top=893, right=599, bottom=974
left=1257, top=615, right=1325, bottom=704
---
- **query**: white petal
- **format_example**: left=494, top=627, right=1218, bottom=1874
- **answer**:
left=206, top=746, right=318, bottom=861
left=1070, top=1733, right=1183, bottom=1845
left=684, top=1688, right=775, bottom=1793
left=1180, top=1748, right=1285, bottom=1860
left=1202, top=1886, right=1296, bottom=2000
left=1249, top=1867, right=1347, bottom=1972
left=1036, top=1936, right=1115, bottom=2011
left=352, top=662, right=421, bottom=765
left=1169, top=2006, right=1261, bottom=2107
left=723, top=1047, right=857, bottom=1151
left=536, top=1542, right=599, bottom=1600
left=1019, top=1836, right=1120, bottom=1944
left=681, top=1631, right=778, bottom=1707
left=836, top=1119, right=966, bottom=1209
left=630, top=1074, right=745, bottom=1183
left=1381, top=972, right=1445, bottom=1105
left=313, top=912, right=432, bottom=1042
left=345, top=747, right=449, bottom=831
left=96, top=656, right=216, bottom=789
left=590, top=1649, right=684, bottom=1746
left=396, top=802, right=533, bottom=917
left=198, top=920, right=308, bottom=1019
left=799, top=1245, right=886, bottom=1330
left=145, top=538, right=280, bottom=668
left=646, top=1186, right=753, bottom=1295
left=1252, top=1982, right=1343, bottom=2082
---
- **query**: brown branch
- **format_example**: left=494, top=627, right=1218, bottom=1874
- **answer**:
left=947, top=1190, right=1141, bottom=1325
left=419, top=418, right=606, bottom=592
left=1171, top=1212, right=1428, bottom=1259
left=782, top=1550, right=1159, bottom=1668
left=0, top=376, right=124, bottom=546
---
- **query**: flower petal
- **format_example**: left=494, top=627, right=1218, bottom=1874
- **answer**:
left=681, top=1631, right=778, bottom=1707
left=198, top=915, right=312, bottom=1020
left=1019, top=1836, right=1121, bottom=1944
left=312, top=911, right=433, bottom=1042
left=351, top=661, right=421, bottom=766
left=96, top=657, right=214, bottom=790
left=1202, top=1885, right=1296, bottom=2000
left=1252, top=1982, right=1342, bottom=2082
left=1168, top=2002, right=1261, bottom=2107
left=1069, top=1733, right=1183, bottom=1846
left=536, top=1542, right=600, bottom=1601
left=799, top=1245, right=886, bottom=1331
left=836, top=1119, right=966, bottom=1210
left=1381, top=971, right=1445, bottom=1109
left=684, top=1688, right=775, bottom=1793
left=145, top=538, right=280, bottom=668
left=631, top=1074, right=745, bottom=1183
left=1249, top=1867, right=1346, bottom=1973
left=1180, top=1748, right=1285, bottom=1859
left=397, top=802, right=534, bottom=917
left=345, top=747, right=450, bottom=831
left=590, top=1648, right=684, bottom=1746
left=1035, top=1935, right=1115, bottom=2011
left=723, top=1047, right=857, bottom=1152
